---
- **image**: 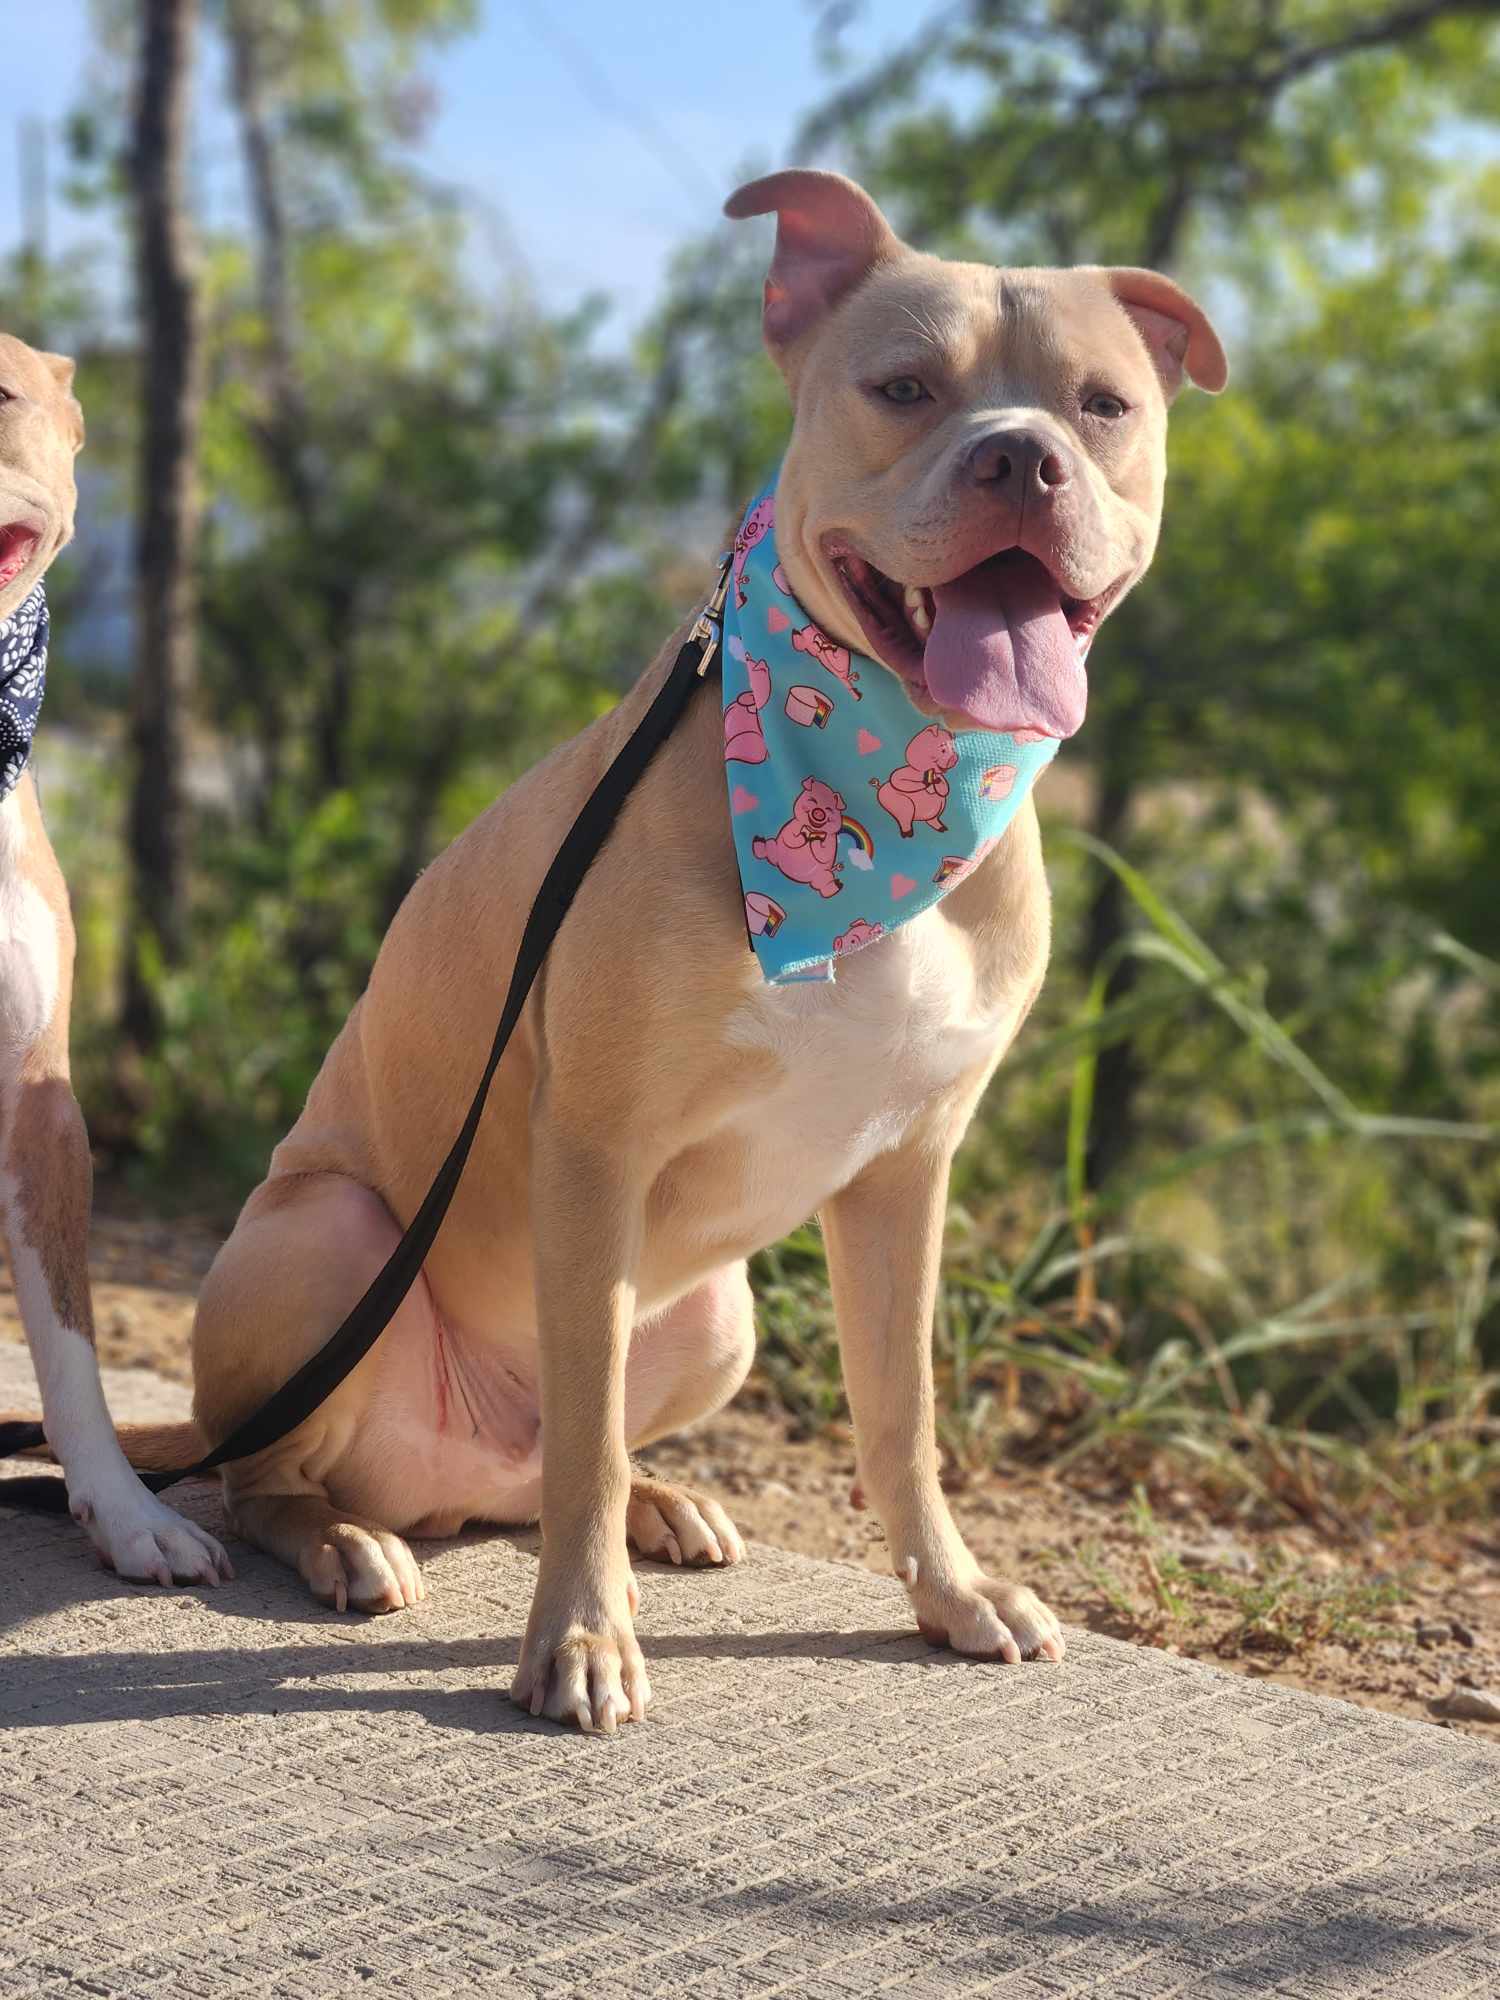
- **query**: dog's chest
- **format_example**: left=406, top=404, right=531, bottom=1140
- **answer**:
left=0, top=795, right=59, bottom=1060
left=703, top=907, right=1029, bottom=1239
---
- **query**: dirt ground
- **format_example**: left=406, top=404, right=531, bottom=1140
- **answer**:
left=3, top=1210, right=1495, bottom=1745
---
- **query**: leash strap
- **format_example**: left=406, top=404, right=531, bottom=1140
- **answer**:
left=0, top=559, right=731, bottom=1513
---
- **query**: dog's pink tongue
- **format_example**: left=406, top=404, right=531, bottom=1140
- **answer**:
left=924, top=552, right=1086, bottom=738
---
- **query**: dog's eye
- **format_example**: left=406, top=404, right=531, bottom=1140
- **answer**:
left=879, top=377, right=929, bottom=406
left=1083, top=392, right=1127, bottom=420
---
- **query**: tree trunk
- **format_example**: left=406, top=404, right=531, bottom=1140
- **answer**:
left=1081, top=753, right=1144, bottom=1192
left=225, top=0, right=313, bottom=509
left=120, top=0, right=202, bottom=1061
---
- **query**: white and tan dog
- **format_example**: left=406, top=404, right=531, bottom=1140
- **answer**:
left=0, top=332, right=228, bottom=1586
left=90, top=174, right=1223, bottom=1727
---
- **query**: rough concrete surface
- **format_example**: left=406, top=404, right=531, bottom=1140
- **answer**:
left=1, top=1347, right=1496, bottom=2000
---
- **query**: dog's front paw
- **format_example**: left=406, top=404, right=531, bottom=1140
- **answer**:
left=74, top=1481, right=233, bottom=1589
left=907, top=1569, right=1065, bottom=1663
left=512, top=1575, right=650, bottom=1735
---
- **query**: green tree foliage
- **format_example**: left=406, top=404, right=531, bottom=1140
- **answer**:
left=724, top=0, right=1499, bottom=1504
left=790, top=0, right=1500, bottom=1176
left=33, top=0, right=726, bottom=1169
left=0, top=0, right=1492, bottom=1509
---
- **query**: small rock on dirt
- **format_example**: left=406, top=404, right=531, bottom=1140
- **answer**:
left=1178, top=1537, right=1257, bottom=1577
left=1430, top=1686, right=1500, bottom=1723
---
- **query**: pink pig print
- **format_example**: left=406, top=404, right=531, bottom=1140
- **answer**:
left=732, top=497, right=775, bottom=608
left=834, top=917, right=884, bottom=957
left=980, top=763, right=1019, bottom=802
left=872, top=725, right=959, bottom=838
left=752, top=778, right=846, bottom=899
left=932, top=837, right=999, bottom=888
left=791, top=623, right=861, bottom=699
left=723, top=653, right=772, bottom=764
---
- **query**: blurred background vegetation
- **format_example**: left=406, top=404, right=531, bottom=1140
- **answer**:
left=4, top=0, right=1497, bottom=1527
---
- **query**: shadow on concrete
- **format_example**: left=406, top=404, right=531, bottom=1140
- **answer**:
left=514, top=1835, right=1493, bottom=1993
left=0, top=1616, right=963, bottom=1734
left=0, top=1505, right=528, bottom=1636
left=2, top=1509, right=917, bottom=1644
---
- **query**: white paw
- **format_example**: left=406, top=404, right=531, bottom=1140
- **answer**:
left=910, top=1572, right=1066, bottom=1664
left=627, top=1479, right=745, bottom=1567
left=74, top=1482, right=233, bottom=1588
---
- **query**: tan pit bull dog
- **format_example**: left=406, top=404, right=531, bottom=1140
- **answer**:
left=97, top=173, right=1224, bottom=1729
left=0, top=332, right=228, bottom=1586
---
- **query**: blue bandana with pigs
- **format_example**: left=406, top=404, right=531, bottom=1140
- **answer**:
left=0, top=585, right=47, bottom=802
left=721, top=483, right=1059, bottom=984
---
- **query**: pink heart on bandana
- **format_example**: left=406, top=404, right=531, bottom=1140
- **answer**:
left=856, top=728, right=882, bottom=755
left=891, top=873, right=917, bottom=900
left=731, top=786, right=759, bottom=814
left=766, top=606, right=790, bottom=635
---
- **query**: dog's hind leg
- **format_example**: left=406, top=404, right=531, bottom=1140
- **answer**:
left=195, top=1168, right=460, bottom=1613
left=624, top=1264, right=756, bottom=1568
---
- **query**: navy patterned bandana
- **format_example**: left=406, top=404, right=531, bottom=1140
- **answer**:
left=0, top=585, right=47, bottom=801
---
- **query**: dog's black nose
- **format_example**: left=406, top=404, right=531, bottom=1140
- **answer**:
left=968, top=428, right=1073, bottom=497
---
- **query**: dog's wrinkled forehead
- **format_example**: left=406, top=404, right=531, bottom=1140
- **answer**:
left=722, top=169, right=1227, bottom=725
left=724, top=168, right=1227, bottom=413
left=0, top=330, right=85, bottom=622
left=0, top=333, right=85, bottom=461
left=817, top=260, right=1163, bottom=418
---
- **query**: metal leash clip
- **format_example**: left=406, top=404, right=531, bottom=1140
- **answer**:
left=691, top=555, right=734, bottom=678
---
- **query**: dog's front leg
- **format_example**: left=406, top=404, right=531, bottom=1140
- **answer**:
left=822, top=1139, right=1065, bottom=1664
left=512, top=1117, right=649, bottom=1734
left=2, top=1069, right=229, bottom=1585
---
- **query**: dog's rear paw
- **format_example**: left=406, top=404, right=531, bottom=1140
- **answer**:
left=300, top=1519, right=426, bottom=1615
left=80, top=1485, right=233, bottom=1589
left=627, top=1476, right=745, bottom=1568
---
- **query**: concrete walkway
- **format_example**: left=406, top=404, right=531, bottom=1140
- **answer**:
left=1, top=1349, right=1496, bottom=1999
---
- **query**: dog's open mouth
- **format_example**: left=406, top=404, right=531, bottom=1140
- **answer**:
left=826, top=541, right=1119, bottom=739
left=0, top=524, right=40, bottom=593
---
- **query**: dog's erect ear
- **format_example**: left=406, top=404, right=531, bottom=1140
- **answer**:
left=40, top=351, right=85, bottom=450
left=724, top=170, right=904, bottom=350
left=1098, top=269, right=1228, bottom=399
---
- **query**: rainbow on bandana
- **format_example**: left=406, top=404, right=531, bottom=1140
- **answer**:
left=720, top=477, right=1060, bottom=985
left=837, top=814, right=876, bottom=869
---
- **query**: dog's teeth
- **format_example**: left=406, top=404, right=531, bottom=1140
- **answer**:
left=903, top=586, right=932, bottom=636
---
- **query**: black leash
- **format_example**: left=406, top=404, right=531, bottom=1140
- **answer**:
left=0, top=558, right=732, bottom=1513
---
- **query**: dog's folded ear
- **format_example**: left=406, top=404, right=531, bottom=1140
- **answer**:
left=1096, top=269, right=1229, bottom=399
left=724, top=170, right=905, bottom=351
left=40, top=351, right=86, bottom=450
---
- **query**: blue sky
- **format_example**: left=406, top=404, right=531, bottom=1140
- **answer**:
left=7, top=0, right=923, bottom=328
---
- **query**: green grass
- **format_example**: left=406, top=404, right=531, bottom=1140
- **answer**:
left=57, top=741, right=1499, bottom=1530
left=751, top=838, right=1499, bottom=1530
left=1066, top=1491, right=1414, bottom=1659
